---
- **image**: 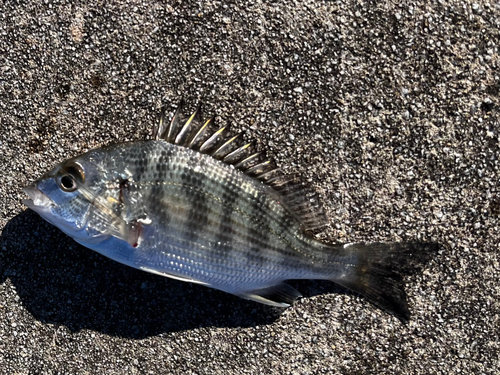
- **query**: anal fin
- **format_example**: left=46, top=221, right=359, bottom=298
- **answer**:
left=239, top=283, right=302, bottom=307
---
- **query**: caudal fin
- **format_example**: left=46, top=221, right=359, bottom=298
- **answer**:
left=332, top=242, right=439, bottom=322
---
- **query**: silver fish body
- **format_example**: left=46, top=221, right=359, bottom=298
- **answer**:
left=24, top=105, right=437, bottom=321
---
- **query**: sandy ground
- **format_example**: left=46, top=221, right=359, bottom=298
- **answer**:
left=0, top=1, right=499, bottom=374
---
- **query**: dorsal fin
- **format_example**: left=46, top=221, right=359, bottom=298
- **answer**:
left=152, top=102, right=328, bottom=231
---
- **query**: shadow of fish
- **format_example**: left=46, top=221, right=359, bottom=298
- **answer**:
left=23, top=101, right=438, bottom=322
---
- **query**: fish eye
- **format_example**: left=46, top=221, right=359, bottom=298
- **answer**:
left=59, top=174, right=76, bottom=191
left=56, top=162, right=85, bottom=192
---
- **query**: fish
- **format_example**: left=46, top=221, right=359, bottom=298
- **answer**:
left=23, top=101, right=437, bottom=322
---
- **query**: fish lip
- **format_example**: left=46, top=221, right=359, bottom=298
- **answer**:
left=23, top=186, right=55, bottom=208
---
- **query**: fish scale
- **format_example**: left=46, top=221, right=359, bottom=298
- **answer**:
left=95, top=142, right=338, bottom=290
left=23, top=103, right=438, bottom=321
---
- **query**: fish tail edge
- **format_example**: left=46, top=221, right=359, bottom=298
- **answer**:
left=332, top=242, right=439, bottom=322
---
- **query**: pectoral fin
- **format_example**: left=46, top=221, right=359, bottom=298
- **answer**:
left=238, top=283, right=302, bottom=307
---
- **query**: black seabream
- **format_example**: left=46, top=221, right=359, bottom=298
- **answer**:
left=23, top=102, right=437, bottom=322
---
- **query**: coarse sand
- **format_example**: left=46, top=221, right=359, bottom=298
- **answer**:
left=0, top=1, right=499, bottom=374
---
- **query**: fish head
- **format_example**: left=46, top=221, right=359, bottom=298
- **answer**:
left=23, top=150, right=115, bottom=244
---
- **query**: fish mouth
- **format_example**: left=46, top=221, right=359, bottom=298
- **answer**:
left=23, top=185, right=109, bottom=245
left=23, top=186, right=54, bottom=209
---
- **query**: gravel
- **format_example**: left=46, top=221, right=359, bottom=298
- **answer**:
left=1, top=0, right=499, bottom=374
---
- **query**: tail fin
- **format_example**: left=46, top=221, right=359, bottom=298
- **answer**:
left=332, top=242, right=439, bottom=322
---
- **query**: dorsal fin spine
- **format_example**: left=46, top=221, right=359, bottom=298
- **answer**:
left=188, top=117, right=213, bottom=149
left=166, top=102, right=184, bottom=143
left=234, top=151, right=263, bottom=169
left=199, top=126, right=228, bottom=152
left=153, top=106, right=167, bottom=140
left=223, top=141, right=254, bottom=164
left=175, top=105, right=201, bottom=145
left=245, top=160, right=273, bottom=175
left=212, top=132, right=243, bottom=159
